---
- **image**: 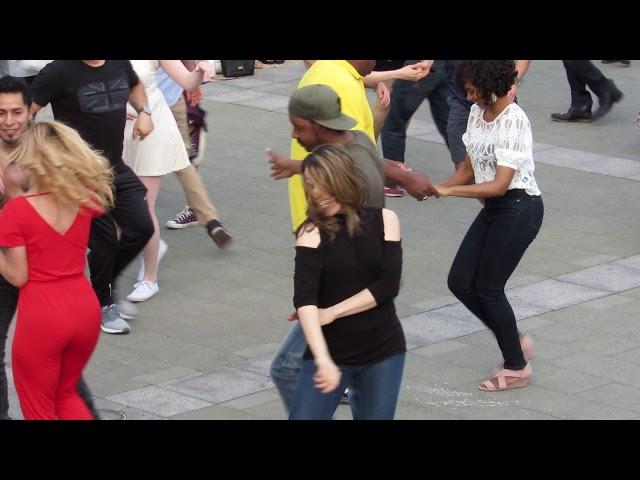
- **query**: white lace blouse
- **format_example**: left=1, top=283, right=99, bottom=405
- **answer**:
left=462, top=103, right=541, bottom=196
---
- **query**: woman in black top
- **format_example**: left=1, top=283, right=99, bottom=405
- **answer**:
left=289, top=144, right=406, bottom=420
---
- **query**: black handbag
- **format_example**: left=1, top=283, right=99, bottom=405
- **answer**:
left=220, top=60, right=255, bottom=78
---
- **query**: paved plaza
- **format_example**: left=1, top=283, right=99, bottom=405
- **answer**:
left=6, top=60, right=640, bottom=420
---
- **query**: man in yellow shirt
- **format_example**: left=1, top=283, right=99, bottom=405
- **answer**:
left=287, top=60, right=376, bottom=231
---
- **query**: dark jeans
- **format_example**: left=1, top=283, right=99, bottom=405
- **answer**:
left=562, top=60, right=611, bottom=107
left=446, top=95, right=472, bottom=165
left=0, top=275, right=18, bottom=420
left=381, top=60, right=449, bottom=164
left=289, top=352, right=405, bottom=420
left=447, top=191, right=544, bottom=370
left=88, top=163, right=153, bottom=307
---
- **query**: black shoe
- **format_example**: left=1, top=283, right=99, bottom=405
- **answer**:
left=551, top=105, right=593, bottom=123
left=601, top=60, right=631, bottom=66
left=206, top=220, right=233, bottom=249
left=593, top=81, right=624, bottom=120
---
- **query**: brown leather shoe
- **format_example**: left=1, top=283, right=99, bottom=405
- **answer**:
left=551, top=105, right=593, bottom=123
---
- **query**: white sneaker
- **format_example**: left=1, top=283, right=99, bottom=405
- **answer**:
left=136, top=238, right=168, bottom=282
left=127, top=281, right=159, bottom=302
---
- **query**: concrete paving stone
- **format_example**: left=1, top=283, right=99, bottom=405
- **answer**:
left=431, top=303, right=482, bottom=323
left=220, top=76, right=276, bottom=89
left=532, top=142, right=556, bottom=152
left=93, top=398, right=165, bottom=421
left=455, top=329, right=500, bottom=349
left=201, top=82, right=245, bottom=96
left=401, top=380, right=512, bottom=411
left=218, top=388, right=282, bottom=411
left=106, top=386, right=212, bottom=418
left=516, top=316, right=555, bottom=331
left=254, top=66, right=305, bottom=83
left=613, top=348, right=640, bottom=365
left=244, top=399, right=288, bottom=420
left=410, top=294, right=458, bottom=312
left=476, top=383, right=589, bottom=419
left=506, top=274, right=548, bottom=289
left=131, top=366, right=201, bottom=386
left=549, top=351, right=629, bottom=377
left=527, top=322, right=596, bottom=344
left=393, top=402, right=460, bottom=420
left=611, top=255, right=640, bottom=271
left=160, top=366, right=273, bottom=404
left=556, top=262, right=640, bottom=292
left=402, top=354, right=488, bottom=386
left=170, top=404, right=264, bottom=420
left=579, top=156, right=640, bottom=178
left=433, top=345, right=503, bottom=372
left=235, top=93, right=291, bottom=111
left=528, top=362, right=611, bottom=395
left=508, top=297, right=552, bottom=320
left=401, top=311, right=485, bottom=350
left=563, top=401, right=640, bottom=420
left=410, top=340, right=472, bottom=358
left=507, top=279, right=609, bottom=310
left=534, top=147, right=609, bottom=169
left=567, top=333, right=640, bottom=356
left=228, top=355, right=274, bottom=378
left=234, top=343, right=281, bottom=359
left=252, top=81, right=299, bottom=96
left=208, top=90, right=272, bottom=104
left=578, top=383, right=640, bottom=414
left=598, top=362, right=640, bottom=389
left=524, top=336, right=584, bottom=361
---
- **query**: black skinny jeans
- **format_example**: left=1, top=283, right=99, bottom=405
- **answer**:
left=88, top=163, right=153, bottom=307
left=447, top=190, right=544, bottom=370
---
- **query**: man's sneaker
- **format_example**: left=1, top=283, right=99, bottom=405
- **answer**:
left=166, top=206, right=199, bottom=229
left=207, top=219, right=233, bottom=249
left=116, top=299, right=139, bottom=320
left=101, top=304, right=131, bottom=335
left=136, top=238, right=169, bottom=282
left=127, top=281, right=159, bottom=302
left=384, top=186, right=405, bottom=197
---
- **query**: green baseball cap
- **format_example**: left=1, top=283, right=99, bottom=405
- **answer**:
left=288, top=84, right=357, bottom=131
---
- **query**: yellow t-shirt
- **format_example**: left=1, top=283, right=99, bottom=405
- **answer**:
left=288, top=60, right=375, bottom=230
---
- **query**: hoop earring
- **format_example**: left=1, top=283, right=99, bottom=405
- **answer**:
left=491, top=93, right=498, bottom=103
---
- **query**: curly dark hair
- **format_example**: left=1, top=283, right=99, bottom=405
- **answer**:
left=456, top=60, right=517, bottom=104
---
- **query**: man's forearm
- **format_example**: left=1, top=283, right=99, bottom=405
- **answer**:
left=128, top=82, right=149, bottom=111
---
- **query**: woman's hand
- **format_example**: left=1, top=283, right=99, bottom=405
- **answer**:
left=194, top=61, right=215, bottom=82
left=376, top=82, right=391, bottom=107
left=434, top=184, right=452, bottom=197
left=313, top=357, right=341, bottom=393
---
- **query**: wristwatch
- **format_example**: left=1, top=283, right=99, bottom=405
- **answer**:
left=137, top=106, right=152, bottom=116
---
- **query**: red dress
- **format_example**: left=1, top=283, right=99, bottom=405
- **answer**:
left=0, top=194, right=102, bottom=420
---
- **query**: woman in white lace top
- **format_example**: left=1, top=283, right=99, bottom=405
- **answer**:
left=434, top=60, right=544, bottom=392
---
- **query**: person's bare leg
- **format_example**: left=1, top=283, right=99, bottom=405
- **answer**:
left=138, top=176, right=163, bottom=283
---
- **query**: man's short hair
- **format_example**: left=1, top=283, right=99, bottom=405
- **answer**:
left=0, top=75, right=32, bottom=107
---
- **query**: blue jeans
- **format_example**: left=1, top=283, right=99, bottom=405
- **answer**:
left=269, top=323, right=307, bottom=414
left=289, top=352, right=405, bottom=420
left=446, top=95, right=471, bottom=165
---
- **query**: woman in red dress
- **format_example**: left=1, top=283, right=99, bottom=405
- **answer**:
left=0, top=121, right=113, bottom=420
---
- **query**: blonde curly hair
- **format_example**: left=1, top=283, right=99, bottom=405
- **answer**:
left=9, top=121, right=114, bottom=210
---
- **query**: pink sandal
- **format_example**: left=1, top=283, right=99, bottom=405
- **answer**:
left=492, top=334, right=535, bottom=375
left=479, top=363, right=532, bottom=392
